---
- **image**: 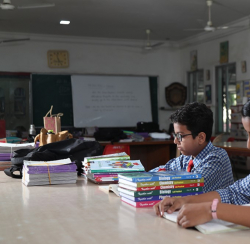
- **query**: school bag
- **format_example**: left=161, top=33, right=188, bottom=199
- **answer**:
left=4, top=138, right=103, bottom=178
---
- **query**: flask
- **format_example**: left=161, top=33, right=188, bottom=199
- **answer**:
left=28, top=124, right=36, bottom=142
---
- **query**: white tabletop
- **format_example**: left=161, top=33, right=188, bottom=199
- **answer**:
left=1, top=172, right=250, bottom=244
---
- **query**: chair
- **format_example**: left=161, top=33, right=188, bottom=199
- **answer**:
left=103, top=144, right=130, bottom=156
left=212, top=133, right=225, bottom=143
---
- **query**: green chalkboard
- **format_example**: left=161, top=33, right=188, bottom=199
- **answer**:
left=149, top=76, right=158, bottom=124
left=32, top=74, right=73, bottom=127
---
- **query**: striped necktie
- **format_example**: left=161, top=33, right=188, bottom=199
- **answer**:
left=187, top=159, right=194, bottom=172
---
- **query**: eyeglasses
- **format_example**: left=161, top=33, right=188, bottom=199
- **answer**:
left=173, top=133, right=192, bottom=142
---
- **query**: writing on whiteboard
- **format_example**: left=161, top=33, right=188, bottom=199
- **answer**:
left=71, top=75, right=152, bottom=127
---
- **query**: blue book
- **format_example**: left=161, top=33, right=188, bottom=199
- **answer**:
left=118, top=171, right=202, bottom=182
left=120, top=192, right=202, bottom=202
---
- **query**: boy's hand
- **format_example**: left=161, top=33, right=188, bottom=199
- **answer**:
left=153, top=197, right=187, bottom=216
left=177, top=202, right=212, bottom=228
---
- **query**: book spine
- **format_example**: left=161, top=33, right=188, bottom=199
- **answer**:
left=129, top=174, right=202, bottom=182
left=87, top=178, right=118, bottom=184
left=136, top=183, right=204, bottom=191
left=121, top=198, right=160, bottom=208
left=128, top=179, right=204, bottom=187
left=133, top=187, right=203, bottom=197
left=95, top=178, right=118, bottom=182
left=90, top=168, right=144, bottom=173
left=86, top=156, right=130, bottom=164
left=129, top=192, right=202, bottom=202
left=92, top=173, right=118, bottom=177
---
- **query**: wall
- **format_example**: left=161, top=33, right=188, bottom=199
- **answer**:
left=178, top=17, right=250, bottom=134
left=179, top=17, right=250, bottom=105
left=0, top=32, right=182, bottom=131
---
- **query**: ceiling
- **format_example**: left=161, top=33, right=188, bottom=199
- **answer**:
left=1, top=0, right=250, bottom=42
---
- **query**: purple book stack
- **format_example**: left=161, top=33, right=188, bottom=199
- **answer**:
left=0, top=153, right=12, bottom=161
left=22, top=161, right=78, bottom=186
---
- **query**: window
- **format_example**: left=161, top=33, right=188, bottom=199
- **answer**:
left=187, top=70, right=204, bottom=103
left=0, top=73, right=30, bottom=130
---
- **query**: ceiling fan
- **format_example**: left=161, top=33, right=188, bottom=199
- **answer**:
left=0, top=0, right=55, bottom=10
left=144, top=29, right=164, bottom=50
left=185, top=0, right=247, bottom=32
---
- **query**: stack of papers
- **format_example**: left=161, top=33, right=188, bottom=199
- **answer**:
left=149, top=133, right=171, bottom=140
left=22, top=158, right=77, bottom=186
left=0, top=142, right=35, bottom=153
left=0, top=153, right=12, bottom=161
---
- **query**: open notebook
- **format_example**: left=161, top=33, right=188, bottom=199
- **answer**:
left=163, top=211, right=249, bottom=234
left=99, top=184, right=120, bottom=197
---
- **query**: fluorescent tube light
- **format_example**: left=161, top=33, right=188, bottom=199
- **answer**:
left=60, top=20, right=70, bottom=25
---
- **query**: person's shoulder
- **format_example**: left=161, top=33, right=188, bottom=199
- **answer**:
left=211, top=143, right=228, bottom=155
left=199, top=142, right=228, bottom=160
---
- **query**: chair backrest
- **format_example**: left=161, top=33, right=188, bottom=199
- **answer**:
left=212, top=133, right=225, bottom=143
left=103, top=144, right=130, bottom=156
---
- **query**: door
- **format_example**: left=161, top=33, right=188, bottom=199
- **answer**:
left=187, top=70, right=204, bottom=103
left=215, top=63, right=236, bottom=133
left=0, top=74, right=31, bottom=132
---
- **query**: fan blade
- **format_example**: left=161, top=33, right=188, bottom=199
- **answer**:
left=151, top=42, right=164, bottom=48
left=216, top=26, right=247, bottom=30
left=1, top=38, right=30, bottom=43
left=184, top=28, right=204, bottom=31
left=17, top=3, right=55, bottom=9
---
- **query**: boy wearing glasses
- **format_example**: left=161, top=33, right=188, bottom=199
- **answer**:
left=150, top=102, right=234, bottom=193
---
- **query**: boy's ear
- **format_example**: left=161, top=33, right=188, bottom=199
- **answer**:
left=198, top=132, right=206, bottom=144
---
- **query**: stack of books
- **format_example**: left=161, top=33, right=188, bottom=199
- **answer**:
left=82, top=152, right=145, bottom=184
left=22, top=158, right=77, bottom=186
left=0, top=142, right=35, bottom=170
left=118, top=171, right=204, bottom=208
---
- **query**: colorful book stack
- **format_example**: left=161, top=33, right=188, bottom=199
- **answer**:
left=22, top=158, right=77, bottom=186
left=82, top=153, right=145, bottom=184
left=118, top=171, right=204, bottom=208
left=82, top=152, right=130, bottom=172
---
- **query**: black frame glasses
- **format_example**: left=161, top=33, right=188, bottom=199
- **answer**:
left=173, top=133, right=192, bottom=142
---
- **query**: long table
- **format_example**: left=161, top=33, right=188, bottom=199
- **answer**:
left=213, top=141, right=250, bottom=156
left=1, top=172, right=250, bottom=243
left=100, top=139, right=176, bottom=171
left=213, top=141, right=250, bottom=179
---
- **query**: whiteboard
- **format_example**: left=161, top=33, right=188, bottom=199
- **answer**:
left=71, top=75, right=152, bottom=127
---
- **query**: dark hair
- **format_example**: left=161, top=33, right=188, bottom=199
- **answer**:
left=170, top=102, right=213, bottom=142
left=242, top=99, right=250, bottom=117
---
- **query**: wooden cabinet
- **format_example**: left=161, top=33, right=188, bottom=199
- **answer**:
left=100, top=139, right=176, bottom=171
